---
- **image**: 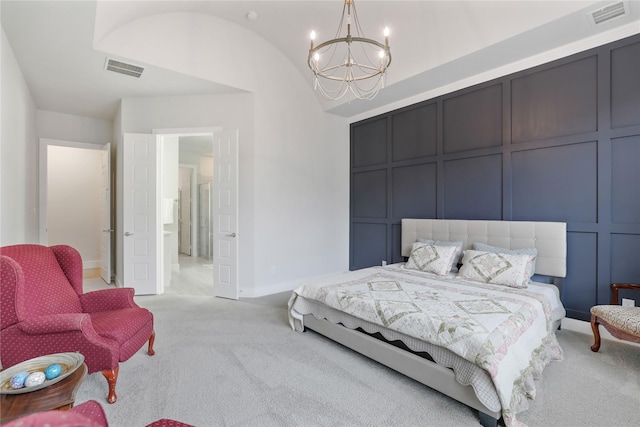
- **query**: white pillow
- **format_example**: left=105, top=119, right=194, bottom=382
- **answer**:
left=458, top=250, right=535, bottom=288
left=405, top=243, right=458, bottom=276
left=417, top=239, right=464, bottom=272
left=473, top=242, right=538, bottom=278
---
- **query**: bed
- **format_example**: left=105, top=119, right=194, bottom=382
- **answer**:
left=288, top=219, right=567, bottom=427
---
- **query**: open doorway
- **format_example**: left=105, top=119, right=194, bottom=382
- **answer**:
left=123, top=128, right=238, bottom=298
left=38, top=139, right=113, bottom=284
left=159, top=132, right=215, bottom=296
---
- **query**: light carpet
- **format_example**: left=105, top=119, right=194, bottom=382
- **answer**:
left=74, top=292, right=640, bottom=427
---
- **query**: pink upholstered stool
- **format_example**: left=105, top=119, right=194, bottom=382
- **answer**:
left=145, top=419, right=195, bottom=427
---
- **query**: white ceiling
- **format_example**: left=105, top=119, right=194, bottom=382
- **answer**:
left=2, top=1, right=639, bottom=121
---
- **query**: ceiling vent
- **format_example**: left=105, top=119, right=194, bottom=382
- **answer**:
left=104, top=58, right=144, bottom=78
left=589, top=1, right=628, bottom=26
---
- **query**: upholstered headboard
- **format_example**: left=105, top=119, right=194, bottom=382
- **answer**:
left=401, top=219, right=567, bottom=278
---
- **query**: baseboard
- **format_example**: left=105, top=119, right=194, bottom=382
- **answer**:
left=242, top=270, right=350, bottom=298
left=561, top=317, right=640, bottom=348
left=83, top=259, right=100, bottom=269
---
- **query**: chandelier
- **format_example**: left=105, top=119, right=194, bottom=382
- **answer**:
left=308, top=0, right=391, bottom=101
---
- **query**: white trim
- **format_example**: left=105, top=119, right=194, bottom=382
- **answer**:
left=242, top=270, right=348, bottom=298
left=152, top=127, right=222, bottom=136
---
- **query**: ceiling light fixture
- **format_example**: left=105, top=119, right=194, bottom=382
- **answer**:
left=308, top=0, right=391, bottom=101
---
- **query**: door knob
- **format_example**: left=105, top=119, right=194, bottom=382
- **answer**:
left=125, top=232, right=134, bottom=236
left=226, top=233, right=236, bottom=238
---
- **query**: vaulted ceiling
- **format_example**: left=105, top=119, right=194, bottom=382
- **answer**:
left=2, top=1, right=639, bottom=121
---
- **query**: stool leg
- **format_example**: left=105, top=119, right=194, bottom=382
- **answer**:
left=590, top=315, right=601, bottom=352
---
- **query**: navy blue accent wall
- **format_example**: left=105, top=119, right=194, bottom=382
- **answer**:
left=349, top=34, right=640, bottom=321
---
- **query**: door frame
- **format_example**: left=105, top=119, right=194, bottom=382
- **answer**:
left=38, top=138, right=113, bottom=278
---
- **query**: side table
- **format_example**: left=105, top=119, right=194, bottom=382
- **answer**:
left=1, top=363, right=87, bottom=424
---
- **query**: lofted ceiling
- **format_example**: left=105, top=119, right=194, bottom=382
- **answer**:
left=2, top=1, right=639, bottom=121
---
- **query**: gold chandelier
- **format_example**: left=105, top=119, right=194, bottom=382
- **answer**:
left=308, top=0, right=391, bottom=101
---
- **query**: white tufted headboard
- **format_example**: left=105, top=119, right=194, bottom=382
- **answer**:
left=401, top=219, right=567, bottom=278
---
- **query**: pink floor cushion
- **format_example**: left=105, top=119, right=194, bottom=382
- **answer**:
left=3, top=400, right=108, bottom=427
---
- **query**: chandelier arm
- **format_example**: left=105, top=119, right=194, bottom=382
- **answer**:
left=310, top=36, right=386, bottom=53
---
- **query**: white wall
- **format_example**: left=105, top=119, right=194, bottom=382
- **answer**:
left=0, top=29, right=38, bottom=245
left=99, top=13, right=350, bottom=297
left=37, top=110, right=113, bottom=145
left=46, top=145, right=101, bottom=266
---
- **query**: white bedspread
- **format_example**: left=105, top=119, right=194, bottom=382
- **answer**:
left=288, top=265, right=564, bottom=427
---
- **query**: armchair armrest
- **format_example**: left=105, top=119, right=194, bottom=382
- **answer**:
left=18, top=313, right=92, bottom=334
left=80, top=288, right=138, bottom=313
left=611, top=283, right=640, bottom=304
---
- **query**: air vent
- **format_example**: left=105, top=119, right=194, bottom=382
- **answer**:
left=589, top=1, right=628, bottom=25
left=104, top=58, right=144, bottom=78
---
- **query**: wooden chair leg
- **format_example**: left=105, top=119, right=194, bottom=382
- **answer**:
left=148, top=330, right=156, bottom=356
left=102, top=366, right=119, bottom=404
left=590, top=315, right=601, bottom=352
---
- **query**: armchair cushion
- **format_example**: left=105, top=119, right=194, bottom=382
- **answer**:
left=91, top=308, right=154, bottom=345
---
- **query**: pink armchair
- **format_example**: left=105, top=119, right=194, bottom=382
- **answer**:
left=0, top=244, right=155, bottom=404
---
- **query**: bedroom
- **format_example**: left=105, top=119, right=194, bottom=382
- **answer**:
left=1, top=0, right=639, bottom=425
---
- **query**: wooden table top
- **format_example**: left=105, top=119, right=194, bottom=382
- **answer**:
left=1, top=363, right=87, bottom=424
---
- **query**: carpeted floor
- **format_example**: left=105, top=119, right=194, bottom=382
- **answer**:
left=74, top=292, right=640, bottom=427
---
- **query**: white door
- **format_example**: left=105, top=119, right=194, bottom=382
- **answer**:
left=213, top=130, right=239, bottom=299
left=99, top=143, right=111, bottom=283
left=123, top=133, right=160, bottom=295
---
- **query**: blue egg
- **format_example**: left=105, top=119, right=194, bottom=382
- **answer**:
left=10, top=371, right=29, bottom=389
left=44, top=364, right=63, bottom=380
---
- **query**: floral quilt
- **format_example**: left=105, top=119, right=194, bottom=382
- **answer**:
left=289, top=266, right=563, bottom=427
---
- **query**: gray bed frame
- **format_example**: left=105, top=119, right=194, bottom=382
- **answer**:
left=302, top=218, right=567, bottom=427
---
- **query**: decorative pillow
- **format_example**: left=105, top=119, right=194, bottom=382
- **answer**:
left=473, top=242, right=538, bottom=278
left=417, top=239, right=464, bottom=272
left=405, top=243, right=458, bottom=276
left=458, top=250, right=535, bottom=288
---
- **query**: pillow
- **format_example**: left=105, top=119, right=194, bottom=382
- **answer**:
left=417, top=239, right=463, bottom=272
left=473, top=242, right=538, bottom=278
left=405, top=243, right=458, bottom=276
left=458, top=250, right=534, bottom=288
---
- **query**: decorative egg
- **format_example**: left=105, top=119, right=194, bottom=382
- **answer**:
left=24, top=371, right=46, bottom=387
left=9, top=371, right=29, bottom=389
left=44, top=363, right=63, bottom=380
